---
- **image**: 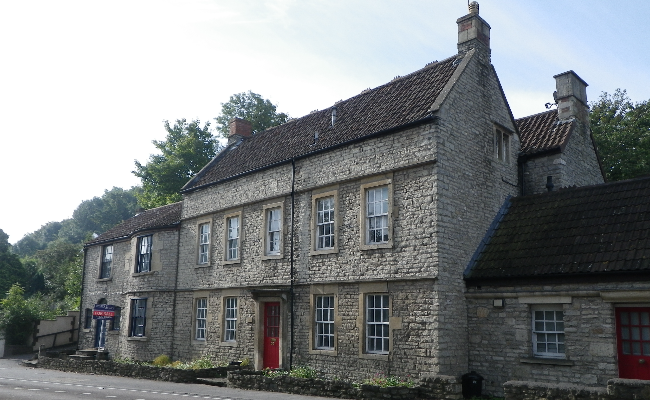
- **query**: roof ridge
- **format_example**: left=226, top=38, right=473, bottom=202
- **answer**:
left=515, top=108, right=557, bottom=122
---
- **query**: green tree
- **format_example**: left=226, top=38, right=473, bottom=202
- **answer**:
left=31, top=240, right=83, bottom=310
left=591, top=89, right=650, bottom=181
left=13, top=221, right=63, bottom=257
left=214, top=91, right=289, bottom=137
left=69, top=186, right=141, bottom=237
left=0, top=229, right=27, bottom=299
left=133, top=119, right=217, bottom=209
left=0, top=284, right=55, bottom=345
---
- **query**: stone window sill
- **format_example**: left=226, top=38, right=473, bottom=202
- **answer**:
left=132, top=271, right=156, bottom=277
left=261, top=254, right=283, bottom=261
left=220, top=341, right=237, bottom=347
left=309, top=348, right=337, bottom=356
left=195, top=264, right=212, bottom=269
left=96, top=277, right=112, bottom=282
left=223, top=260, right=240, bottom=266
left=310, top=248, right=338, bottom=256
left=127, top=336, right=148, bottom=342
left=360, top=242, right=393, bottom=251
left=519, top=357, right=574, bottom=366
left=359, top=352, right=389, bottom=361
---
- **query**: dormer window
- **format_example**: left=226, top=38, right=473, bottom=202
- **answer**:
left=495, top=127, right=510, bottom=163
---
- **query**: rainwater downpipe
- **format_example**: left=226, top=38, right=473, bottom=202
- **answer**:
left=289, top=158, right=296, bottom=369
left=170, top=227, right=181, bottom=359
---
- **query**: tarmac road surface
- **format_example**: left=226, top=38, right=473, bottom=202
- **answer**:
left=0, top=356, right=340, bottom=400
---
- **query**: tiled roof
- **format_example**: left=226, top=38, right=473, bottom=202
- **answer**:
left=465, top=176, right=650, bottom=280
left=516, top=110, right=575, bottom=156
left=85, top=202, right=182, bottom=247
left=183, top=55, right=463, bottom=191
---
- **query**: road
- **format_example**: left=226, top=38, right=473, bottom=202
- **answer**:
left=0, top=356, right=339, bottom=400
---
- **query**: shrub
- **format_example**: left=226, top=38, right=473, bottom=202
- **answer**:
left=152, top=354, right=172, bottom=366
left=288, top=365, right=318, bottom=379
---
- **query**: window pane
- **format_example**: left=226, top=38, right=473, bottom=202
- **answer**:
left=633, top=327, right=641, bottom=341
left=623, top=341, right=631, bottom=354
left=632, top=312, right=640, bottom=325
left=643, top=313, right=650, bottom=326
left=633, top=342, right=642, bottom=355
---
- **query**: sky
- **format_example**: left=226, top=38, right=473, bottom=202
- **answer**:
left=1, top=0, right=649, bottom=244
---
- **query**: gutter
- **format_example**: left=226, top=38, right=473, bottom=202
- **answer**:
left=77, top=247, right=88, bottom=351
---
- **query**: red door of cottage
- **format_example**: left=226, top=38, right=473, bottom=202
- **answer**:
left=263, top=302, right=280, bottom=369
left=616, top=307, right=650, bottom=379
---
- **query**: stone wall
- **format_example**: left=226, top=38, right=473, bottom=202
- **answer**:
left=432, top=47, right=519, bottom=376
left=466, top=281, right=650, bottom=396
left=79, top=228, right=180, bottom=359
left=36, top=356, right=240, bottom=383
left=503, top=379, right=650, bottom=400
left=228, top=370, right=462, bottom=400
left=523, top=119, right=603, bottom=196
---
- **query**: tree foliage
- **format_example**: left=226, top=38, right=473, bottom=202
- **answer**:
left=133, top=119, right=218, bottom=209
left=0, top=229, right=27, bottom=299
left=591, top=89, right=650, bottom=181
left=214, top=91, right=289, bottom=137
left=12, top=187, right=140, bottom=257
left=30, top=240, right=83, bottom=310
left=0, top=284, right=55, bottom=345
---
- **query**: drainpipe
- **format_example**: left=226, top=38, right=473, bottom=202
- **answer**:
left=289, top=159, right=296, bottom=369
left=78, top=248, right=88, bottom=351
left=170, top=226, right=182, bottom=360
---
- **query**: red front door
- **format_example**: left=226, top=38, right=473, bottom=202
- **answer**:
left=616, top=307, right=650, bottom=379
left=263, top=302, right=280, bottom=369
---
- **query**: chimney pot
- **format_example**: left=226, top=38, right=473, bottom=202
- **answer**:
left=469, top=1, right=479, bottom=14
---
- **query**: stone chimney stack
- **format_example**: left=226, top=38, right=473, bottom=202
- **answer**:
left=457, top=2, right=491, bottom=58
left=228, top=117, right=253, bottom=145
left=554, top=71, right=589, bottom=123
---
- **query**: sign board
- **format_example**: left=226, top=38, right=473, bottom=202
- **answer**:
left=93, top=304, right=115, bottom=320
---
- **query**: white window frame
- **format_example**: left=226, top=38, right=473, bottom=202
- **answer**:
left=198, top=222, right=211, bottom=265
left=262, top=202, right=284, bottom=259
left=129, top=298, right=147, bottom=337
left=223, top=211, right=242, bottom=264
left=266, top=208, right=281, bottom=255
left=360, top=179, right=393, bottom=250
left=495, top=126, right=511, bottom=163
left=100, top=245, right=113, bottom=279
left=195, top=298, right=208, bottom=340
left=531, top=304, right=565, bottom=359
left=315, top=295, right=335, bottom=350
left=316, top=197, right=335, bottom=250
left=365, top=294, right=390, bottom=355
left=224, top=297, right=237, bottom=342
left=135, top=235, right=152, bottom=273
left=311, top=189, right=339, bottom=255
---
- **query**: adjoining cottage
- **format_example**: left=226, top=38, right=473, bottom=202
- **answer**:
left=78, top=3, right=637, bottom=396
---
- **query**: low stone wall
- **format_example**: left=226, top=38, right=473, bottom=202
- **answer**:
left=36, top=357, right=240, bottom=383
left=504, top=379, right=650, bottom=400
left=227, top=370, right=462, bottom=400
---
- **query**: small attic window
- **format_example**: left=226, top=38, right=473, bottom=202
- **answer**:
left=494, top=127, right=510, bottom=163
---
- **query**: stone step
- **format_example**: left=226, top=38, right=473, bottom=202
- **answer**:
left=68, top=354, right=95, bottom=361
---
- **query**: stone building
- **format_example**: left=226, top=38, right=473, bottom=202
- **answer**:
left=78, top=3, right=640, bottom=396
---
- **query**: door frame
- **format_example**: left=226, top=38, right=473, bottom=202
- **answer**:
left=254, top=295, right=287, bottom=370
